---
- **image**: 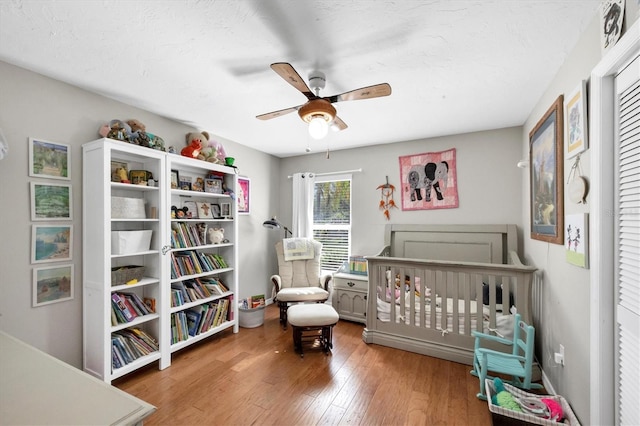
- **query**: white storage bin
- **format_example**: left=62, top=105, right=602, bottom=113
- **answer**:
left=111, top=196, right=146, bottom=219
left=239, top=306, right=265, bottom=328
left=111, top=230, right=152, bottom=255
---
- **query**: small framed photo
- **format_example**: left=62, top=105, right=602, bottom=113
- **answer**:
left=32, top=225, right=72, bottom=264
left=205, top=178, right=223, bottom=194
left=182, top=201, right=198, bottom=219
left=111, top=161, right=129, bottom=183
left=220, top=202, right=232, bottom=218
left=29, top=137, right=70, bottom=180
left=129, top=170, right=151, bottom=185
left=238, top=177, right=250, bottom=214
left=179, top=175, right=192, bottom=191
left=211, top=203, right=222, bottom=218
left=33, top=264, right=74, bottom=307
left=31, top=182, right=73, bottom=221
left=197, top=202, right=214, bottom=218
left=170, top=170, right=180, bottom=189
left=564, top=80, right=588, bottom=159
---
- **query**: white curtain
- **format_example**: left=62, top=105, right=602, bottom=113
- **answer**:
left=291, top=172, right=315, bottom=238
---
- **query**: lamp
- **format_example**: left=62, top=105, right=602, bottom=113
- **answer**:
left=263, top=216, right=292, bottom=238
left=298, top=99, right=336, bottom=140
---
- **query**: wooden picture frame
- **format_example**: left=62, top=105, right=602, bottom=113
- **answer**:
left=237, top=177, right=250, bottom=214
left=30, top=182, right=73, bottom=221
left=529, top=95, right=564, bottom=244
left=32, top=225, right=72, bottom=264
left=29, top=137, right=70, bottom=180
left=170, top=169, right=179, bottom=189
left=32, top=264, right=74, bottom=307
left=564, top=80, right=588, bottom=159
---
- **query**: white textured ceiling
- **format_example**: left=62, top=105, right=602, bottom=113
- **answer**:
left=0, top=0, right=601, bottom=157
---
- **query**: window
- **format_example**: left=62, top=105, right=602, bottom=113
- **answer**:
left=312, top=175, right=351, bottom=272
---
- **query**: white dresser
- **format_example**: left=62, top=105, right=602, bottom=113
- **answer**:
left=332, top=272, right=368, bottom=324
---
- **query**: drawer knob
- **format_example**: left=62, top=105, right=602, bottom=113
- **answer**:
left=347, top=281, right=355, bottom=287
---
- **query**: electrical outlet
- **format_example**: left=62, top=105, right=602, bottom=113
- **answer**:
left=554, top=344, right=565, bottom=366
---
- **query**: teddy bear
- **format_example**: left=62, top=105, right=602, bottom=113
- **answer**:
left=182, top=131, right=208, bottom=159
left=207, top=227, right=225, bottom=244
left=198, top=139, right=227, bottom=164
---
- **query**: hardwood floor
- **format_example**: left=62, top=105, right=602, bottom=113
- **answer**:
left=115, top=304, right=493, bottom=425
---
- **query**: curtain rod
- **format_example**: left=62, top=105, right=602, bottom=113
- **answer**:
left=287, top=168, right=362, bottom=179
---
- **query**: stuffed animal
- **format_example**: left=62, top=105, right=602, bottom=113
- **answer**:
left=182, top=132, right=208, bottom=159
left=207, top=227, right=225, bottom=244
left=492, top=378, right=522, bottom=412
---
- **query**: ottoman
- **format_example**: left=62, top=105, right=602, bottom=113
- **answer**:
left=287, top=304, right=339, bottom=357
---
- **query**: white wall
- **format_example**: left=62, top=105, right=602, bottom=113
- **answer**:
left=0, top=60, right=279, bottom=368
left=279, top=126, right=524, bottom=260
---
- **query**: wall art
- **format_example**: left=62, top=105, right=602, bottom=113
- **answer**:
left=32, top=225, right=72, bottom=264
left=33, top=264, right=74, bottom=307
left=564, top=80, right=588, bottom=159
left=530, top=95, right=564, bottom=244
left=237, top=177, right=250, bottom=214
left=399, top=148, right=458, bottom=211
left=31, top=182, right=73, bottom=221
left=566, top=213, right=589, bottom=268
left=29, top=137, right=70, bottom=180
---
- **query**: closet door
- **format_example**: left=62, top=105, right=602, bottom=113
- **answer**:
left=614, top=54, right=640, bottom=426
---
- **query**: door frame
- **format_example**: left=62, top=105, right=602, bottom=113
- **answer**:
left=589, top=20, right=639, bottom=426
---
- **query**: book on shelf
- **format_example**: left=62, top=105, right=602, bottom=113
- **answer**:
left=185, top=309, right=202, bottom=337
left=143, top=297, right=156, bottom=313
left=111, top=292, right=136, bottom=322
left=171, top=282, right=192, bottom=305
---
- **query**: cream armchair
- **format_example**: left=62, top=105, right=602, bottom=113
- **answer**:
left=270, top=240, right=332, bottom=328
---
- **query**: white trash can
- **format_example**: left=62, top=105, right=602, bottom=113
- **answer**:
left=239, top=306, right=265, bottom=328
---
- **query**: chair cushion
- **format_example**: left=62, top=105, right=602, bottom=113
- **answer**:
left=288, top=304, right=339, bottom=327
left=277, top=287, right=329, bottom=302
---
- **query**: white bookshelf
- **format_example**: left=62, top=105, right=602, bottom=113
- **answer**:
left=82, top=138, right=238, bottom=383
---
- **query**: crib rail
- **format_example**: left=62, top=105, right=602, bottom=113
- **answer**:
left=363, top=251, right=537, bottom=364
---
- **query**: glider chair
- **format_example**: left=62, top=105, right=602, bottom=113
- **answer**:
left=270, top=239, right=332, bottom=328
left=470, top=313, right=543, bottom=400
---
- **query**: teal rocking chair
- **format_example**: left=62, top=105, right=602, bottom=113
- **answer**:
left=470, top=313, right=543, bottom=400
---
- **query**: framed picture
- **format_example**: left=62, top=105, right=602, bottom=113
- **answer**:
left=31, top=182, right=73, bottom=221
left=29, top=137, right=70, bottom=180
left=237, top=177, right=250, bottom=214
left=564, top=80, right=588, bottom=159
left=220, top=202, right=231, bottom=218
left=205, top=178, right=223, bottom=194
left=182, top=201, right=198, bottom=219
left=196, top=201, right=213, bottom=219
left=111, top=160, right=129, bottom=183
left=32, top=225, right=72, bottom=264
left=566, top=213, right=589, bottom=268
left=178, top=175, right=192, bottom=191
left=170, top=169, right=179, bottom=189
left=33, top=264, right=74, bottom=307
left=211, top=203, right=221, bottom=218
left=529, top=95, right=564, bottom=245
left=600, top=0, right=624, bottom=51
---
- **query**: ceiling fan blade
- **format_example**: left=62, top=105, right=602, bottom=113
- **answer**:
left=327, top=83, right=392, bottom=103
left=256, top=105, right=300, bottom=121
left=270, top=62, right=315, bottom=100
left=332, top=116, right=348, bottom=131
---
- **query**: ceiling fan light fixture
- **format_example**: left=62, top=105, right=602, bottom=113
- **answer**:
left=299, top=99, right=336, bottom=140
left=309, top=116, right=329, bottom=139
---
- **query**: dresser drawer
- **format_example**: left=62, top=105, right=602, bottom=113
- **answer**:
left=332, top=273, right=368, bottom=292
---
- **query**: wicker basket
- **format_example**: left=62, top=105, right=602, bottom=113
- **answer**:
left=111, top=265, right=145, bottom=286
left=485, top=379, right=581, bottom=426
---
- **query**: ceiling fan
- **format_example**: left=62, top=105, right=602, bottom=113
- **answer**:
left=256, top=62, right=392, bottom=139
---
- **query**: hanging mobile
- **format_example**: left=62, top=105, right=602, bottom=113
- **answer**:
left=567, top=154, right=588, bottom=204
